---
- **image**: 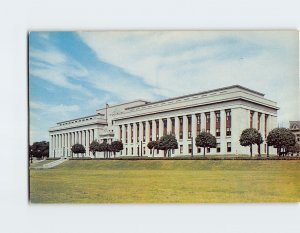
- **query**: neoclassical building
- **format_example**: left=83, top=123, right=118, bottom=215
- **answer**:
left=49, top=85, right=279, bottom=158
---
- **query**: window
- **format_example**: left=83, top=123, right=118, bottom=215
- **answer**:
left=188, top=144, right=192, bottom=154
left=143, top=147, right=145, bottom=155
left=179, top=117, right=183, bottom=139
left=126, top=148, right=128, bottom=155
left=149, top=121, right=153, bottom=141
left=216, top=128, right=220, bottom=137
left=205, top=112, right=210, bottom=133
left=136, top=123, right=139, bottom=142
left=157, top=148, right=159, bottom=154
left=137, top=146, right=139, bottom=156
left=250, top=111, right=254, bottom=128
left=171, top=118, right=175, bottom=135
left=125, top=125, right=128, bottom=143
left=226, top=110, right=231, bottom=136
left=129, top=124, right=133, bottom=143
left=197, top=147, right=201, bottom=153
left=196, top=114, right=201, bottom=136
left=258, top=113, right=261, bottom=130
left=216, top=143, right=221, bottom=153
left=207, top=147, right=210, bottom=153
left=180, top=145, right=183, bottom=154
left=187, top=115, right=192, bottom=139
left=156, top=120, right=159, bottom=140
left=227, top=142, right=231, bottom=152
left=143, top=122, right=146, bottom=142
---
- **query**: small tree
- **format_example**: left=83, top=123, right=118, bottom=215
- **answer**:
left=99, top=142, right=109, bottom=159
left=157, top=134, right=178, bottom=157
left=110, top=141, right=124, bottom=158
left=267, top=128, right=296, bottom=156
left=147, top=141, right=158, bottom=157
left=71, top=143, right=86, bottom=158
left=195, top=131, right=216, bottom=157
left=29, top=141, right=49, bottom=161
left=89, top=140, right=100, bottom=158
left=239, top=128, right=262, bottom=157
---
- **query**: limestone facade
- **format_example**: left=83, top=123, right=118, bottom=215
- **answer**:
left=49, top=85, right=279, bottom=158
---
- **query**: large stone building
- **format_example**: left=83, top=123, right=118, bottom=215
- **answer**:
left=49, top=85, right=279, bottom=158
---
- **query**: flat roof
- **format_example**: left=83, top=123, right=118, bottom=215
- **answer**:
left=125, top=85, right=265, bottom=110
left=57, top=113, right=104, bottom=124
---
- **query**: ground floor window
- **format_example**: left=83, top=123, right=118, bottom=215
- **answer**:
left=180, top=145, right=183, bottom=154
left=207, top=147, right=210, bottom=153
left=216, top=143, right=220, bottom=153
left=126, top=148, right=128, bottom=155
left=131, top=147, right=134, bottom=155
left=197, top=147, right=201, bottom=153
left=137, top=146, right=139, bottom=156
left=143, top=147, right=145, bottom=155
left=157, top=149, right=159, bottom=154
left=227, top=142, right=231, bottom=152
left=188, top=144, right=192, bottom=154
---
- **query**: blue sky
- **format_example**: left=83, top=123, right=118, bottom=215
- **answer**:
left=29, top=31, right=299, bottom=143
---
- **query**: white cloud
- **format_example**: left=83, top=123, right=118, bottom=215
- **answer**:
left=30, top=101, right=80, bottom=114
left=78, top=31, right=299, bottom=125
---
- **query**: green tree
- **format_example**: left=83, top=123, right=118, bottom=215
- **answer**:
left=29, top=141, right=49, bottom=162
left=89, top=140, right=100, bottom=158
left=99, top=142, right=109, bottom=159
left=239, top=128, right=263, bottom=157
left=157, top=134, right=178, bottom=157
left=195, top=131, right=216, bottom=157
left=110, top=141, right=124, bottom=158
left=71, top=143, right=86, bottom=158
left=147, top=141, right=158, bottom=157
left=267, top=128, right=296, bottom=156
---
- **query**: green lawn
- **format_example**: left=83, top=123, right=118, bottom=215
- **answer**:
left=29, top=160, right=300, bottom=203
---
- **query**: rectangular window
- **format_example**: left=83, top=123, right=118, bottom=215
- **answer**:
left=196, top=114, right=201, bottom=136
left=250, top=111, right=254, bottom=128
left=171, top=118, right=175, bottom=135
left=197, top=147, right=201, bottom=153
left=132, top=147, right=134, bottom=155
left=226, top=110, right=231, bottom=136
left=187, top=115, right=192, bottom=139
left=179, top=117, right=183, bottom=139
left=216, top=143, right=221, bottom=153
left=136, top=123, right=139, bottom=142
left=216, top=128, right=220, bottom=137
left=207, top=147, right=210, bottom=153
left=149, top=121, right=153, bottom=141
left=188, top=144, right=192, bottom=154
left=227, top=142, right=231, bottom=152
left=163, top=118, right=167, bottom=136
left=125, top=125, right=128, bottom=143
left=126, top=148, right=128, bottom=155
left=143, top=147, right=145, bottom=155
left=137, top=146, right=139, bottom=156
left=258, top=112, right=261, bottom=130
left=156, top=120, right=159, bottom=140
left=143, top=122, right=146, bottom=142
left=205, top=112, right=210, bottom=133
left=180, top=145, right=183, bottom=154
left=131, top=124, right=134, bottom=143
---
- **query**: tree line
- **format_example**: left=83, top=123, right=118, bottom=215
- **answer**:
left=29, top=127, right=299, bottom=161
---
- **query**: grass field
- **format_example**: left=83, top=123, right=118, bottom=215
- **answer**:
left=29, top=160, right=300, bottom=203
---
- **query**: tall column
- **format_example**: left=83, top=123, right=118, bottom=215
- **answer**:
left=167, top=117, right=172, bottom=135
left=253, top=111, right=258, bottom=130
left=210, top=111, right=216, bottom=154
left=220, top=110, right=227, bottom=154
left=182, top=115, right=188, bottom=155
left=49, top=135, right=53, bottom=158
left=158, top=119, right=163, bottom=156
left=191, top=114, right=197, bottom=155
left=201, top=113, right=206, bottom=132
left=121, top=125, right=125, bottom=144
left=145, top=121, right=150, bottom=156
left=132, top=123, right=136, bottom=156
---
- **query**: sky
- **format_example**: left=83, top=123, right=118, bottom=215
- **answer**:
left=29, top=31, right=300, bottom=143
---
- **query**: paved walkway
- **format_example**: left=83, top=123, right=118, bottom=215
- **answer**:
left=32, top=158, right=69, bottom=169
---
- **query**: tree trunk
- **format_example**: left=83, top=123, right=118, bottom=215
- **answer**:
left=258, top=143, right=261, bottom=157
left=250, top=145, right=252, bottom=158
left=203, top=147, right=206, bottom=157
